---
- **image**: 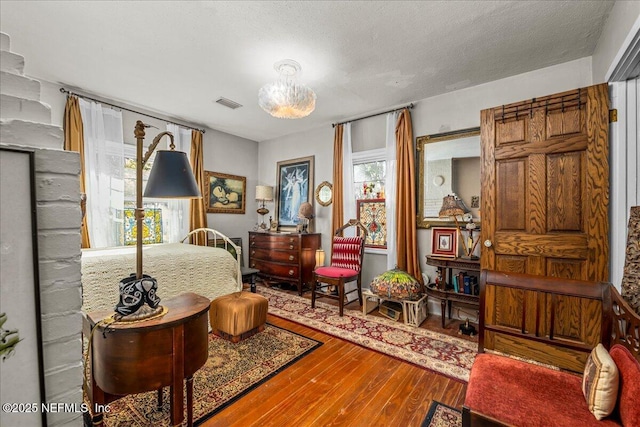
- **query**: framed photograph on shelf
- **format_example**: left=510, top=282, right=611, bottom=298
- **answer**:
left=204, top=171, right=246, bottom=214
left=275, top=156, right=314, bottom=231
left=0, top=147, right=47, bottom=426
left=357, top=199, right=387, bottom=248
left=431, top=227, right=458, bottom=258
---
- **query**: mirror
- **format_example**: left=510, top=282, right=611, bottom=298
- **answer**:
left=416, top=127, right=481, bottom=228
left=315, top=181, right=333, bottom=206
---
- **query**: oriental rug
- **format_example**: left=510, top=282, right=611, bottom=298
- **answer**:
left=85, top=324, right=321, bottom=426
left=259, top=286, right=476, bottom=382
left=421, top=401, right=462, bottom=427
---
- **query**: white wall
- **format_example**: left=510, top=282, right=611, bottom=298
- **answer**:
left=259, top=57, right=593, bottom=298
left=592, top=1, right=640, bottom=83
left=39, top=81, right=259, bottom=265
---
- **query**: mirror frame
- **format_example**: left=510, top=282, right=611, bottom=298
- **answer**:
left=416, top=127, right=481, bottom=228
left=315, top=181, right=333, bottom=206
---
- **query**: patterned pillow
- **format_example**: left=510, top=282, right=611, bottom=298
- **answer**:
left=330, top=236, right=363, bottom=271
left=582, top=343, right=619, bottom=420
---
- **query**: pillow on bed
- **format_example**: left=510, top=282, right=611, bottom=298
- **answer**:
left=582, top=343, right=619, bottom=420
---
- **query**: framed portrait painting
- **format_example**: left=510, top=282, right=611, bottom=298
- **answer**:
left=431, top=227, right=458, bottom=258
left=205, top=171, right=246, bottom=214
left=275, top=156, right=314, bottom=231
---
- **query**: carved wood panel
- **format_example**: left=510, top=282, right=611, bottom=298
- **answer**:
left=481, top=84, right=609, bottom=281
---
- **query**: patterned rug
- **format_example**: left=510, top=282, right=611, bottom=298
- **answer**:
left=86, top=324, right=321, bottom=426
left=421, top=401, right=462, bottom=427
left=259, top=286, right=476, bottom=381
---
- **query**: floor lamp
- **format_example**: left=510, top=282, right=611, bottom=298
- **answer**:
left=114, top=120, right=201, bottom=320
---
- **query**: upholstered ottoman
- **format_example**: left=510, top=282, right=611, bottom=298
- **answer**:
left=209, top=291, right=268, bottom=343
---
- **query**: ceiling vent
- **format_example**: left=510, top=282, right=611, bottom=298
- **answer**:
left=215, top=97, right=243, bottom=109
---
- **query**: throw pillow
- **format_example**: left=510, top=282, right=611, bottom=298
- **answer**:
left=582, top=343, right=619, bottom=420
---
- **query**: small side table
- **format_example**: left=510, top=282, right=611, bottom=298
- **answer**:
left=83, top=293, right=210, bottom=427
left=362, top=289, right=428, bottom=327
left=241, top=267, right=260, bottom=293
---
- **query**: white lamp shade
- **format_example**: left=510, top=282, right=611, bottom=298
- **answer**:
left=256, top=185, right=274, bottom=201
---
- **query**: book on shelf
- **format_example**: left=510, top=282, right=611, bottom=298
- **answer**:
left=463, top=276, right=472, bottom=294
left=458, top=272, right=466, bottom=293
left=452, top=275, right=459, bottom=293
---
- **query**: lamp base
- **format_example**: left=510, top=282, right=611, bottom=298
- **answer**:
left=116, top=305, right=167, bottom=322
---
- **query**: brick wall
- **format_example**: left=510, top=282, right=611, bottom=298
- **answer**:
left=1, top=32, right=83, bottom=426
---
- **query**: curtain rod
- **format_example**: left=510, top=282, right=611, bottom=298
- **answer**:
left=332, top=103, right=414, bottom=128
left=59, top=87, right=206, bottom=134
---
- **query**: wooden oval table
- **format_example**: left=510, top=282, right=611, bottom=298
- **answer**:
left=83, top=292, right=210, bottom=427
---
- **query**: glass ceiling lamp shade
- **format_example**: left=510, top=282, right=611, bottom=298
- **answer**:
left=114, top=121, right=201, bottom=321
left=258, top=59, right=316, bottom=119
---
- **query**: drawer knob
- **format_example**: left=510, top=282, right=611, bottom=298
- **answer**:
left=289, top=238, right=294, bottom=242
left=251, top=250, right=255, bottom=255
left=289, top=255, right=294, bottom=261
left=484, top=240, right=493, bottom=248
left=288, top=270, right=294, bottom=276
left=251, top=241, right=255, bottom=246
left=251, top=263, right=256, bottom=268
left=289, top=245, right=294, bottom=250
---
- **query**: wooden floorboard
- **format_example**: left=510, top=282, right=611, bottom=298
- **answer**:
left=203, top=285, right=475, bottom=426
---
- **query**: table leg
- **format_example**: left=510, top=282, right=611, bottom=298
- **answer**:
left=448, top=300, right=453, bottom=321
left=440, top=299, right=446, bottom=328
left=157, top=388, right=163, bottom=410
left=170, top=325, right=185, bottom=426
left=186, top=376, right=194, bottom=427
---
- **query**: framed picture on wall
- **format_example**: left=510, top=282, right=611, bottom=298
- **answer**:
left=431, top=227, right=458, bottom=258
left=275, top=156, right=314, bottom=231
left=204, top=171, right=246, bottom=214
left=0, top=147, right=47, bottom=426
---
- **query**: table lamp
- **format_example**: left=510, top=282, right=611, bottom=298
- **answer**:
left=255, top=185, right=274, bottom=230
left=114, top=121, right=201, bottom=321
left=438, top=194, right=477, bottom=259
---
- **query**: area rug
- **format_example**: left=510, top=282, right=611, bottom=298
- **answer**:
left=421, top=401, right=462, bottom=427
left=259, top=286, right=476, bottom=381
left=86, top=324, right=322, bottom=426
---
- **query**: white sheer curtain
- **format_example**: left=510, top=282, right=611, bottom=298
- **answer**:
left=79, top=99, right=124, bottom=248
left=385, top=111, right=399, bottom=270
left=341, top=122, right=356, bottom=237
left=165, top=124, right=192, bottom=242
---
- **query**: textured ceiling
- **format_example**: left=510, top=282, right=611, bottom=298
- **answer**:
left=0, top=1, right=614, bottom=142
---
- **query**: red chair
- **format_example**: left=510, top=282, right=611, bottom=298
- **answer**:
left=312, top=219, right=367, bottom=316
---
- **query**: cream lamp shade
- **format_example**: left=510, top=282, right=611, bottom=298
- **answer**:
left=255, top=185, right=274, bottom=201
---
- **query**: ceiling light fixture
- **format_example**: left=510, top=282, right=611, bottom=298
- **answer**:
left=258, top=59, right=316, bottom=119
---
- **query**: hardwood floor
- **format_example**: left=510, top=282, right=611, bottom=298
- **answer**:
left=203, top=284, right=477, bottom=427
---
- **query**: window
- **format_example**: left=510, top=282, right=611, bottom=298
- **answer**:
left=122, top=149, right=166, bottom=245
left=352, top=148, right=386, bottom=251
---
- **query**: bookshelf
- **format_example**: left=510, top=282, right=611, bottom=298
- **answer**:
left=425, top=256, right=480, bottom=328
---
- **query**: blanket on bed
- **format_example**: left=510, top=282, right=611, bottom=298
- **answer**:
left=81, top=243, right=240, bottom=313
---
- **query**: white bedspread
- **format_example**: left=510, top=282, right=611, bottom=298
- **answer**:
left=81, top=243, right=240, bottom=313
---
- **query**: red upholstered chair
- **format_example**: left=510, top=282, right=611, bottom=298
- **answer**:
left=312, top=219, right=367, bottom=316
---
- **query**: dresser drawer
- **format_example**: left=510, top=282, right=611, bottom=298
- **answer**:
left=250, top=234, right=300, bottom=250
left=250, top=248, right=298, bottom=264
left=251, top=259, right=299, bottom=279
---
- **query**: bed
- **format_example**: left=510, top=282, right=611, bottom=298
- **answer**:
left=81, top=228, right=242, bottom=313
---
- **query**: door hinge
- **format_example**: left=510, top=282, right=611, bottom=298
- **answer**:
left=609, top=109, right=618, bottom=123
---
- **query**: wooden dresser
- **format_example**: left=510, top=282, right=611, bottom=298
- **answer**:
left=248, top=232, right=321, bottom=295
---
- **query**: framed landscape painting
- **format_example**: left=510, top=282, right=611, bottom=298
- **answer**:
left=205, top=171, right=246, bottom=214
left=275, top=156, right=314, bottom=231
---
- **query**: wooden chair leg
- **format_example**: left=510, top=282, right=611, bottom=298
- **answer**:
left=338, top=281, right=345, bottom=316
left=311, top=277, right=317, bottom=308
left=357, top=277, right=363, bottom=306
